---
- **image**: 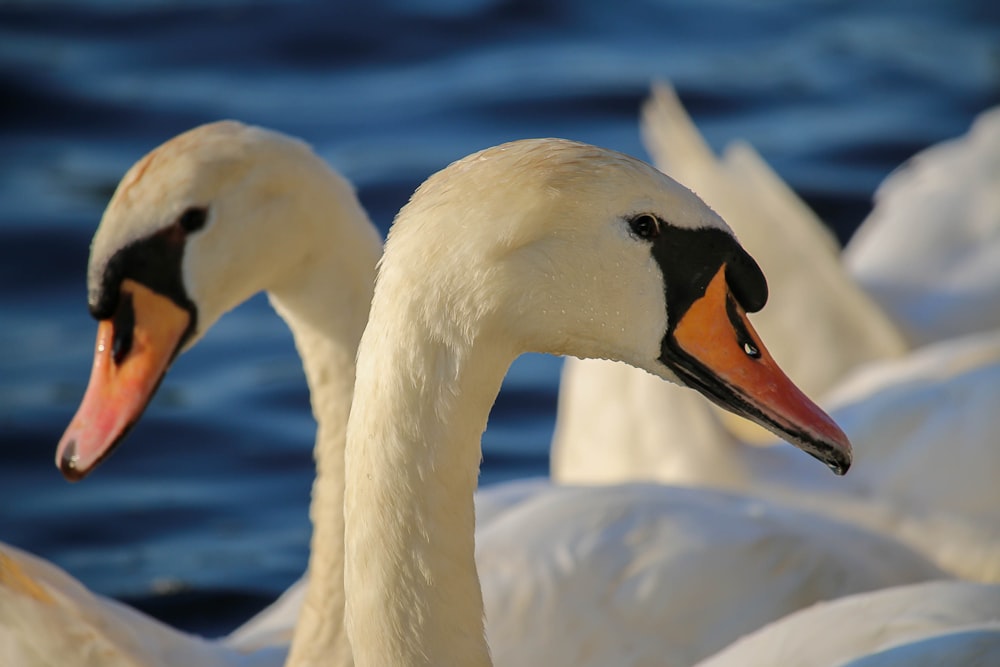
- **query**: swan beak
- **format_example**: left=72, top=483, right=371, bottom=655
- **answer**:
left=55, top=279, right=190, bottom=481
left=666, top=267, right=853, bottom=475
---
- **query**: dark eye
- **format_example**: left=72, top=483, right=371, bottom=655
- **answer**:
left=177, top=206, right=208, bottom=233
left=628, top=214, right=660, bottom=240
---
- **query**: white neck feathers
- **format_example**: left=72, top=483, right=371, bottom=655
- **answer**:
left=263, top=170, right=379, bottom=667
left=344, top=261, right=516, bottom=666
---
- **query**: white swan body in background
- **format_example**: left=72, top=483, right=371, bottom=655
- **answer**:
left=773, top=328, right=1000, bottom=582
left=552, top=84, right=1000, bottom=582
left=562, top=327, right=1000, bottom=581
left=475, top=484, right=940, bottom=667
left=233, top=477, right=943, bottom=666
left=693, top=580, right=1000, bottom=667
left=340, top=137, right=938, bottom=666
left=844, top=104, right=1000, bottom=346
left=0, top=544, right=286, bottom=667
left=5, top=120, right=383, bottom=666
left=821, top=328, right=1000, bottom=529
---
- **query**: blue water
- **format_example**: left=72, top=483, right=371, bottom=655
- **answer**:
left=1, top=0, right=997, bottom=639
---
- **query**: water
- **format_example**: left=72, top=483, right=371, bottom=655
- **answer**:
left=1, top=0, right=997, bottom=638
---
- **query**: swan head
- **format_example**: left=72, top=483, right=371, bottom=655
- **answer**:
left=56, top=121, right=377, bottom=480
left=382, top=138, right=852, bottom=474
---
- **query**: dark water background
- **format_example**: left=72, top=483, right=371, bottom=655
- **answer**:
left=1, top=0, right=998, bottom=638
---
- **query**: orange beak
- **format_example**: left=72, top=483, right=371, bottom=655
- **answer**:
left=55, top=279, right=191, bottom=480
left=664, top=267, right=852, bottom=474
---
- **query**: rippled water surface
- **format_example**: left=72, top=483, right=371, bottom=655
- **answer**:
left=1, top=0, right=997, bottom=636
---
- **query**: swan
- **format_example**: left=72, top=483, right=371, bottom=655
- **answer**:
left=14, top=129, right=943, bottom=666
left=692, top=580, right=1000, bottom=667
left=339, top=137, right=939, bottom=666
left=552, top=82, right=907, bottom=481
left=844, top=103, right=1000, bottom=346
left=23, top=120, right=383, bottom=666
left=551, top=84, right=1000, bottom=582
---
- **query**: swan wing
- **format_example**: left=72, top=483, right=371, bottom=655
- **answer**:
left=695, top=580, right=1000, bottom=667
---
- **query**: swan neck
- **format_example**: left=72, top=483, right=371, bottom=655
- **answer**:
left=345, top=312, right=514, bottom=667
left=269, top=238, right=376, bottom=667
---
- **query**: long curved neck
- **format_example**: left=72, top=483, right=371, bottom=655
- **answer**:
left=344, top=302, right=515, bottom=667
left=268, top=230, right=378, bottom=667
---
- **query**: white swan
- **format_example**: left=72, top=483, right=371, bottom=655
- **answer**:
left=10, top=129, right=944, bottom=666
left=844, top=103, right=1000, bottom=346
left=693, top=580, right=1000, bottom=667
left=339, top=137, right=945, bottom=666
left=10, top=120, right=383, bottom=666
left=551, top=84, right=1000, bottom=582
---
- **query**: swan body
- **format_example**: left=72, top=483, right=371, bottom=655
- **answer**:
left=694, top=580, right=1000, bottom=667
left=0, top=543, right=286, bottom=667
left=844, top=103, right=1000, bottom=346
left=19, top=120, right=383, bottom=667
left=556, top=328, right=1000, bottom=581
left=343, top=138, right=861, bottom=666
left=224, top=479, right=942, bottom=667
left=822, top=328, right=1000, bottom=529
left=551, top=85, right=1000, bottom=582
left=0, top=519, right=947, bottom=667
left=476, top=484, right=940, bottom=667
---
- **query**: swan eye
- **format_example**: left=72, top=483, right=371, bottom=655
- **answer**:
left=628, top=214, right=660, bottom=240
left=177, top=207, right=208, bottom=233
left=743, top=341, right=761, bottom=359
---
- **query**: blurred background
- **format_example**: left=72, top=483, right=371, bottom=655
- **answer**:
left=1, top=0, right=997, bottom=637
